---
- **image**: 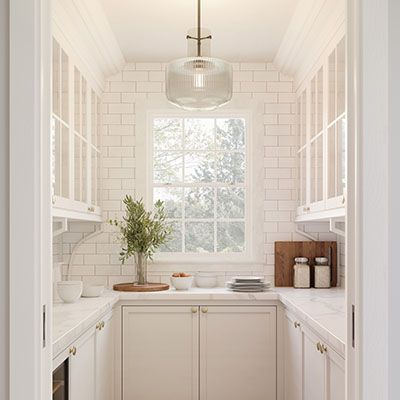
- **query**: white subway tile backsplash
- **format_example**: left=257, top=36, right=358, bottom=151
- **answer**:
left=53, top=61, right=345, bottom=287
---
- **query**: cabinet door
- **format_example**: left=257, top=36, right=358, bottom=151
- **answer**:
left=326, top=348, right=345, bottom=400
left=302, top=327, right=325, bottom=400
left=199, top=306, right=276, bottom=400
left=95, top=313, right=114, bottom=400
left=122, top=306, right=199, bottom=400
left=283, top=312, right=302, bottom=400
left=70, top=329, right=96, bottom=400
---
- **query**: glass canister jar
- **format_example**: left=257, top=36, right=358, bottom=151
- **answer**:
left=314, top=257, right=331, bottom=288
left=293, top=257, right=310, bottom=288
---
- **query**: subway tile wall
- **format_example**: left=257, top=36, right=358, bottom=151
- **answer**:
left=54, top=61, right=344, bottom=288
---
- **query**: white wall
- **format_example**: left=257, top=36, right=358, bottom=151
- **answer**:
left=54, top=61, right=339, bottom=287
left=0, top=0, right=9, bottom=398
left=388, top=1, right=400, bottom=398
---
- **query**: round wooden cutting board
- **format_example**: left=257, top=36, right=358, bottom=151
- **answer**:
left=113, top=282, right=170, bottom=292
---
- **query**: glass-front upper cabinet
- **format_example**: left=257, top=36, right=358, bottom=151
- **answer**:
left=295, top=33, right=346, bottom=221
left=327, top=37, right=346, bottom=209
left=51, top=37, right=102, bottom=221
left=297, top=90, right=307, bottom=214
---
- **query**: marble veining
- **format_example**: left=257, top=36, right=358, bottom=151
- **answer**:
left=53, top=287, right=345, bottom=358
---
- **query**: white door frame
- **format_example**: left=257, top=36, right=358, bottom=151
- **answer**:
left=348, top=1, right=400, bottom=399
left=9, top=0, right=52, bottom=399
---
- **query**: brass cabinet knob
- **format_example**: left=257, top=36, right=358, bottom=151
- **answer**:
left=96, top=322, right=100, bottom=330
left=316, top=342, right=327, bottom=354
left=294, top=321, right=301, bottom=329
left=342, top=196, right=346, bottom=205
left=101, top=321, right=105, bottom=328
left=201, top=307, right=208, bottom=314
left=69, top=346, right=76, bottom=356
left=191, top=307, right=198, bottom=314
left=87, top=205, right=95, bottom=212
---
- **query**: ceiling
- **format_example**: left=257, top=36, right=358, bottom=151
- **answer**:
left=99, top=0, right=300, bottom=62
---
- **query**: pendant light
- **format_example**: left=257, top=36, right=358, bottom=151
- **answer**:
left=165, top=0, right=233, bottom=111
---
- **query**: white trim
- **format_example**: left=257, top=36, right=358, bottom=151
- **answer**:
left=52, top=0, right=124, bottom=91
left=10, top=0, right=52, bottom=399
left=275, top=0, right=346, bottom=90
left=135, top=98, right=265, bottom=267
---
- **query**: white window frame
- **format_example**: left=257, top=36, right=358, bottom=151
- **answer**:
left=135, top=99, right=264, bottom=266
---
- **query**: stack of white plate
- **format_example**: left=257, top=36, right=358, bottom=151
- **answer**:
left=226, top=276, right=272, bottom=292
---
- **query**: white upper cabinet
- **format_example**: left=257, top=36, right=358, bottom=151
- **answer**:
left=51, top=37, right=102, bottom=222
left=296, top=33, right=346, bottom=221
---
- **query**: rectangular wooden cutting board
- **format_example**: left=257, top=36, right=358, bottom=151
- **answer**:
left=274, top=241, right=337, bottom=287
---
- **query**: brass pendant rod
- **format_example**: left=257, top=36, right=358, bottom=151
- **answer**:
left=185, top=0, right=212, bottom=56
left=197, top=0, right=201, bottom=57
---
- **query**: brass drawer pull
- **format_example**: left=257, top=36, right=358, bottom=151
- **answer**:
left=191, top=307, right=198, bottom=314
left=201, top=307, right=208, bottom=314
left=294, top=321, right=301, bottom=329
left=69, top=346, right=76, bottom=356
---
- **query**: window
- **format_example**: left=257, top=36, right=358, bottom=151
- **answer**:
left=150, top=116, right=248, bottom=255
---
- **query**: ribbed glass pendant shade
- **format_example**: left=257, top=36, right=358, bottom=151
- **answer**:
left=166, top=57, right=233, bottom=111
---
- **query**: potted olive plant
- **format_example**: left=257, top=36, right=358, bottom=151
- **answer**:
left=110, top=196, right=172, bottom=286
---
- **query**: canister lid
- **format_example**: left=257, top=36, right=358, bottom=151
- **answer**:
left=315, top=257, right=328, bottom=264
left=294, top=257, right=309, bottom=264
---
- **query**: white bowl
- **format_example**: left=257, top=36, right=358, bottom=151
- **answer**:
left=170, top=276, right=194, bottom=291
left=195, top=272, right=217, bottom=288
left=57, top=281, right=83, bottom=303
left=82, top=284, right=104, bottom=298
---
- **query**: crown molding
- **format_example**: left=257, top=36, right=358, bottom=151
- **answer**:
left=53, top=0, right=124, bottom=90
left=274, top=0, right=345, bottom=90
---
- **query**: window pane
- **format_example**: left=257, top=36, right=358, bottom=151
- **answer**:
left=328, top=49, right=336, bottom=124
left=216, top=118, right=245, bottom=150
left=216, top=152, right=245, bottom=184
left=159, top=221, right=183, bottom=252
left=184, top=152, right=214, bottom=183
left=154, top=118, right=183, bottom=150
left=74, top=68, right=81, bottom=134
left=337, top=118, right=346, bottom=195
left=316, top=135, right=323, bottom=202
left=82, top=140, right=87, bottom=202
left=52, top=40, right=60, bottom=116
left=74, top=135, right=81, bottom=201
left=316, top=67, right=323, bottom=133
left=81, top=78, right=87, bottom=139
left=154, top=187, right=183, bottom=218
left=61, top=50, right=69, bottom=123
left=327, top=125, right=336, bottom=198
left=61, top=125, right=70, bottom=198
left=310, top=77, right=316, bottom=138
left=337, top=38, right=346, bottom=116
left=154, top=151, right=183, bottom=183
left=185, top=222, right=214, bottom=252
left=184, top=118, right=214, bottom=149
left=185, top=187, right=214, bottom=219
left=217, top=222, right=245, bottom=252
left=217, top=188, right=245, bottom=218
left=52, top=119, right=61, bottom=196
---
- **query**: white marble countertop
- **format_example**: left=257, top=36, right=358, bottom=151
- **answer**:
left=276, top=287, right=346, bottom=355
left=53, top=286, right=345, bottom=358
left=53, top=291, right=119, bottom=357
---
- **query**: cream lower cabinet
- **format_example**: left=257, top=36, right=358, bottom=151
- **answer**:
left=122, top=306, right=199, bottom=400
left=283, top=311, right=302, bottom=400
left=68, top=311, right=114, bottom=400
left=122, top=305, right=277, bottom=400
left=283, top=311, right=345, bottom=400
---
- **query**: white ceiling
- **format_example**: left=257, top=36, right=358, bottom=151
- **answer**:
left=99, top=0, right=299, bottom=62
